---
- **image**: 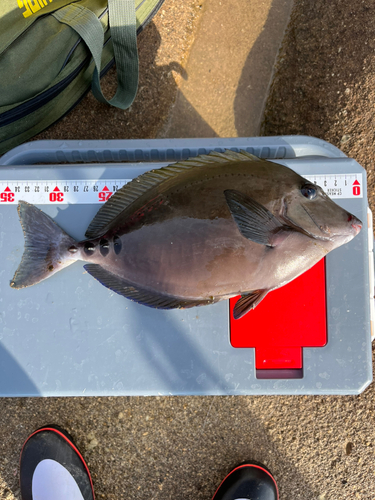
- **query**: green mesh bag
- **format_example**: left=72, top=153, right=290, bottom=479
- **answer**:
left=0, top=0, right=164, bottom=154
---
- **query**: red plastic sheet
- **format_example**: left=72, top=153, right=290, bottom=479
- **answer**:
left=229, top=259, right=327, bottom=370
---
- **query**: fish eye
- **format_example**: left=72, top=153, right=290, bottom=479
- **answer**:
left=301, top=184, right=317, bottom=200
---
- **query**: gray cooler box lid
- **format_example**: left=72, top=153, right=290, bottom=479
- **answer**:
left=0, top=136, right=372, bottom=396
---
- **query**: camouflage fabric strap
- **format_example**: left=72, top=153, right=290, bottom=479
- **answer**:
left=53, top=0, right=138, bottom=110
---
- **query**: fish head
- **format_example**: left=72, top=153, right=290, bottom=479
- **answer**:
left=280, top=179, right=362, bottom=248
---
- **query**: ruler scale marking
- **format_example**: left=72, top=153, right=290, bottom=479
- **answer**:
left=0, top=174, right=364, bottom=204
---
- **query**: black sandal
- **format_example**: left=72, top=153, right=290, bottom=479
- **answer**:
left=20, top=425, right=94, bottom=500
left=212, top=463, right=279, bottom=500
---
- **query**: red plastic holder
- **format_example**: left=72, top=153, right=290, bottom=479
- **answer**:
left=229, top=259, right=327, bottom=379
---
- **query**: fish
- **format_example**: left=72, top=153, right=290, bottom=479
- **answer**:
left=10, top=150, right=362, bottom=319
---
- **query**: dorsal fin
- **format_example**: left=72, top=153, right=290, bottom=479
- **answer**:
left=85, top=149, right=261, bottom=239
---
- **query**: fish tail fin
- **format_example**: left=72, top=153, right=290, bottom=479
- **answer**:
left=10, top=201, right=78, bottom=289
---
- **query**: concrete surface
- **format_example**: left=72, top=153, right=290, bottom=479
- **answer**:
left=162, top=0, right=293, bottom=138
left=1, top=0, right=375, bottom=500
left=2, top=392, right=375, bottom=499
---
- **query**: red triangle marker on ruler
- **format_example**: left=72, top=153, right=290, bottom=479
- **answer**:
left=352, top=180, right=361, bottom=196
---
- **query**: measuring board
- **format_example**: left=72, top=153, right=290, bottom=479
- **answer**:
left=0, top=137, right=372, bottom=396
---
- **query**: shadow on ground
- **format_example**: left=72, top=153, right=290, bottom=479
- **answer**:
left=3, top=382, right=375, bottom=498
left=0, top=395, right=327, bottom=500
left=234, top=0, right=293, bottom=136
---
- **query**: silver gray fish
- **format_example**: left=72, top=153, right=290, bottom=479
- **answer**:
left=10, top=150, right=362, bottom=319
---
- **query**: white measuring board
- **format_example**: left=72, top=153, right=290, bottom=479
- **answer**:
left=0, top=173, right=364, bottom=204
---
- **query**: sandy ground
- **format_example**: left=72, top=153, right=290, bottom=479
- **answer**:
left=1, top=0, right=375, bottom=499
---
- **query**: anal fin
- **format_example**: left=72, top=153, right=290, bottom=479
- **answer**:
left=84, top=264, right=215, bottom=310
left=233, top=289, right=269, bottom=319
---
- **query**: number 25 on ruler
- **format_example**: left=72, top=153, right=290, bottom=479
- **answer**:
left=98, top=187, right=112, bottom=202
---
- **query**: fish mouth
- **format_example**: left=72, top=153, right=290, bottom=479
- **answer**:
left=347, top=213, right=362, bottom=235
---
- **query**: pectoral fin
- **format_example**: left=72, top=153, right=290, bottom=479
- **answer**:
left=233, top=289, right=269, bottom=319
left=224, top=190, right=294, bottom=247
left=84, top=264, right=216, bottom=310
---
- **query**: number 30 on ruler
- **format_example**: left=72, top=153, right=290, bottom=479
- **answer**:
left=49, top=190, right=64, bottom=202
